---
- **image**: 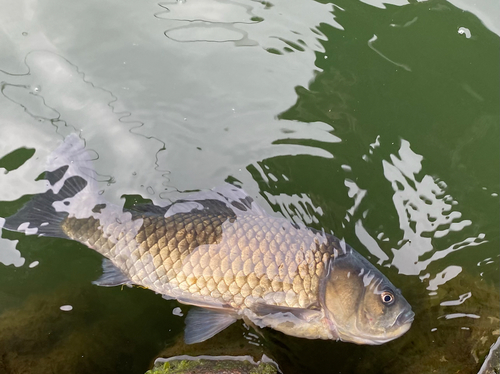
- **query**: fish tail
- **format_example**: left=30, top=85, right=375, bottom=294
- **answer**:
left=2, top=134, right=101, bottom=239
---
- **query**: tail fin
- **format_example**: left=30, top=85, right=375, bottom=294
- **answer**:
left=2, top=134, right=102, bottom=238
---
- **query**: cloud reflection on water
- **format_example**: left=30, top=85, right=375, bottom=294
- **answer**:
left=155, top=0, right=340, bottom=50
left=382, top=140, right=487, bottom=276
left=0, top=236, right=24, bottom=268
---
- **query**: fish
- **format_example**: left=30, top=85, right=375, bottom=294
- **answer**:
left=0, top=135, right=414, bottom=345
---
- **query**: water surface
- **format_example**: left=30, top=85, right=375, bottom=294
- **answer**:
left=0, top=0, right=498, bottom=373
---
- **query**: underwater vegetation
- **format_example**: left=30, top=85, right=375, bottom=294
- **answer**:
left=0, top=267, right=497, bottom=373
left=145, top=357, right=277, bottom=374
left=0, top=281, right=176, bottom=373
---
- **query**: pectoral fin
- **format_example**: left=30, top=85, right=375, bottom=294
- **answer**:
left=184, top=307, right=238, bottom=344
left=250, top=303, right=322, bottom=321
left=92, top=259, right=133, bottom=287
left=247, top=303, right=331, bottom=340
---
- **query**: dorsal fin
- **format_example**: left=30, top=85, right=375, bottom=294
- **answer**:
left=164, top=184, right=268, bottom=218
left=212, top=184, right=268, bottom=216
left=125, top=184, right=268, bottom=221
left=127, top=203, right=170, bottom=217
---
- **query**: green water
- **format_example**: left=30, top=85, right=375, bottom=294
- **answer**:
left=0, top=0, right=498, bottom=373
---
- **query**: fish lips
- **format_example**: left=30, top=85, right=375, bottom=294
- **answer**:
left=355, top=306, right=414, bottom=344
left=395, top=309, right=415, bottom=326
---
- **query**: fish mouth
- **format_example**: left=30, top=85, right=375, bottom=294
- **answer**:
left=394, top=309, right=415, bottom=326
left=359, top=321, right=413, bottom=345
left=336, top=313, right=414, bottom=345
left=341, top=309, right=415, bottom=345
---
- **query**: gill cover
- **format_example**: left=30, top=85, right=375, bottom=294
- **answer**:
left=322, top=247, right=414, bottom=345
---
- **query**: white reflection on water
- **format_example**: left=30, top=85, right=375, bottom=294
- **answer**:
left=438, top=313, right=480, bottom=320
left=383, top=139, right=487, bottom=275
left=355, top=221, right=389, bottom=265
left=172, top=307, right=183, bottom=317
left=344, top=179, right=366, bottom=220
left=157, top=0, right=253, bottom=24
left=0, top=236, right=25, bottom=267
left=263, top=190, right=324, bottom=226
left=344, top=178, right=389, bottom=265
left=156, top=0, right=342, bottom=48
left=440, top=292, right=472, bottom=306
left=0, top=51, right=163, bottom=207
left=426, top=265, right=462, bottom=293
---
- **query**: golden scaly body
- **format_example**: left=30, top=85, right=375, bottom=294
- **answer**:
left=61, top=207, right=333, bottom=311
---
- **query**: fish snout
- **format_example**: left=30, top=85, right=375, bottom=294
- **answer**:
left=396, top=310, right=415, bottom=326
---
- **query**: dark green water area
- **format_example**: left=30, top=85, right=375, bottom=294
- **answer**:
left=0, top=0, right=498, bottom=373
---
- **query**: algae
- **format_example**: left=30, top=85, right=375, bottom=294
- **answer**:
left=146, top=358, right=277, bottom=374
left=0, top=260, right=497, bottom=374
left=0, top=281, right=178, bottom=374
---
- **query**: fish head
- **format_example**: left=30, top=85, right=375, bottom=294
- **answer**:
left=322, top=249, right=414, bottom=345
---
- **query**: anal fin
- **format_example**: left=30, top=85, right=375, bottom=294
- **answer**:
left=184, top=307, right=238, bottom=344
left=92, top=259, right=133, bottom=287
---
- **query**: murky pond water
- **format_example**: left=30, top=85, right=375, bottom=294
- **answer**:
left=0, top=0, right=498, bottom=373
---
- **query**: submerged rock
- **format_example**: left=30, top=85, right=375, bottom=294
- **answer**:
left=146, top=356, right=278, bottom=374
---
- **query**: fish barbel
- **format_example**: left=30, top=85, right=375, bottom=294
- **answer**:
left=1, top=135, right=414, bottom=344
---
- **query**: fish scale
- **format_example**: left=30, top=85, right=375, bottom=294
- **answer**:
left=61, top=209, right=332, bottom=310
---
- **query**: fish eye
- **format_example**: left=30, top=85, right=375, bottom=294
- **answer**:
left=381, top=291, right=395, bottom=305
